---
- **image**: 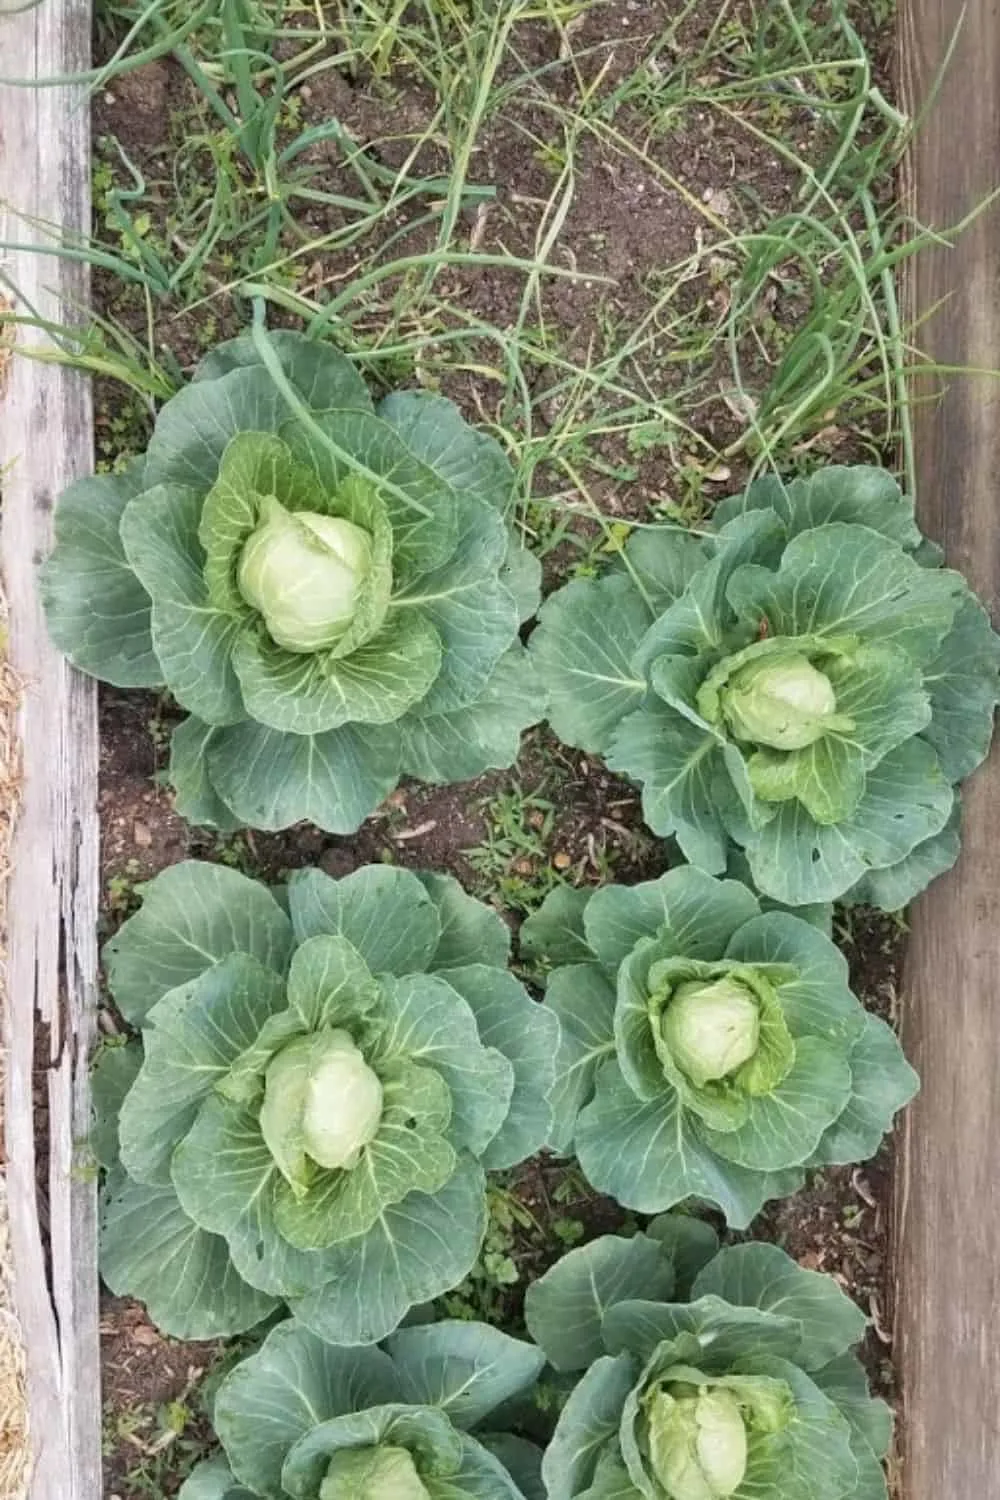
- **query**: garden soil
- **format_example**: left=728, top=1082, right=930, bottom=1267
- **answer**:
left=91, top=9, right=907, bottom=1495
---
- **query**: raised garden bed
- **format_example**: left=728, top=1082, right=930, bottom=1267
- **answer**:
left=1, top=3, right=997, bottom=1498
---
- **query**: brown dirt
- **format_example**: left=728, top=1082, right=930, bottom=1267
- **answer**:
left=89, top=6, right=908, bottom=1493
left=101, top=1298, right=219, bottom=1500
left=97, top=690, right=658, bottom=901
left=90, top=2, right=885, bottom=495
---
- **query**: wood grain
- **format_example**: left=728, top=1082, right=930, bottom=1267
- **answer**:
left=0, top=3, right=101, bottom=1498
left=896, top=1, right=1000, bottom=1494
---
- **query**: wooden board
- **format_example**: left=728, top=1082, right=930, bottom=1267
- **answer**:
left=0, top=3, right=101, bottom=1498
left=896, top=2, right=1000, bottom=1495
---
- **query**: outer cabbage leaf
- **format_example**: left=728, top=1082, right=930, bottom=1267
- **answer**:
left=377, top=392, right=516, bottom=517
left=811, top=1351, right=893, bottom=1458
left=437, top=965, right=558, bottom=1170
left=90, top=1040, right=142, bottom=1174
left=415, top=872, right=512, bottom=972
left=190, top=716, right=402, bottom=834
left=524, top=1232, right=677, bottom=1373
left=919, top=595, right=1000, bottom=779
left=643, top=1214, right=720, bottom=1298
left=519, top=886, right=595, bottom=969
left=573, top=1060, right=806, bottom=1227
left=599, top=1298, right=801, bottom=1369
left=610, top=526, right=709, bottom=612
left=529, top=576, right=652, bottom=754
left=743, top=738, right=953, bottom=906
left=38, top=463, right=161, bottom=687
left=844, top=803, right=960, bottom=910
left=537, top=963, right=616, bottom=1154
left=397, top=646, right=547, bottom=786
left=540, top=1355, right=639, bottom=1500
left=288, top=1156, right=489, bottom=1347
left=189, top=328, right=372, bottom=409
left=101, top=1178, right=279, bottom=1338
left=689, top=1241, right=868, bottom=1369
left=104, top=860, right=293, bottom=1026
left=387, top=492, right=518, bottom=717
left=583, top=868, right=759, bottom=972
left=811, top=1013, right=918, bottom=1166
left=119, top=953, right=288, bottom=1186
left=386, top=1321, right=545, bottom=1428
left=214, top=1324, right=400, bottom=1496
left=286, top=866, right=441, bottom=974
left=712, top=465, right=921, bottom=549
left=476, top=1436, right=545, bottom=1500
left=179, top=1457, right=257, bottom=1500
left=168, top=717, right=248, bottom=831
left=606, top=702, right=729, bottom=872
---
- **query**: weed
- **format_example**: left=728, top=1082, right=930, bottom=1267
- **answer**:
left=464, top=784, right=566, bottom=914
left=145, top=707, right=171, bottom=755
left=205, top=831, right=258, bottom=874
left=102, top=1392, right=211, bottom=1499
left=105, top=863, right=142, bottom=920
left=551, top=1214, right=586, bottom=1247
left=6, top=0, right=973, bottom=516
left=95, top=382, right=152, bottom=471
left=439, top=1185, right=540, bottom=1325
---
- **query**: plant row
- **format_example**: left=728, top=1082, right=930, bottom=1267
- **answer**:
left=178, top=1217, right=890, bottom=1500
left=42, top=331, right=1000, bottom=908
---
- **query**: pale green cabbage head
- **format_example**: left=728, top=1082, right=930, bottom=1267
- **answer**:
left=645, top=1381, right=748, bottom=1500
left=260, top=1028, right=384, bottom=1185
left=319, top=1445, right=431, bottom=1500
left=661, top=978, right=761, bottom=1088
left=720, top=653, right=840, bottom=750
left=237, top=494, right=373, bottom=653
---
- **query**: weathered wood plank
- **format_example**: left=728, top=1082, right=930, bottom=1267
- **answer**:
left=896, top=3, right=1000, bottom=1496
left=0, top=3, right=101, bottom=1498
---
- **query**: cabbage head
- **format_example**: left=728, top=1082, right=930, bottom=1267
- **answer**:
left=520, top=865, right=916, bottom=1226
left=525, top=1215, right=892, bottom=1500
left=528, top=466, right=1000, bottom=906
left=94, top=860, right=558, bottom=1344
left=179, top=1317, right=545, bottom=1500
left=41, top=329, right=543, bottom=834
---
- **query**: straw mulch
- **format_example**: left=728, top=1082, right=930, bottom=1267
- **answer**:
left=0, top=574, right=29, bottom=1498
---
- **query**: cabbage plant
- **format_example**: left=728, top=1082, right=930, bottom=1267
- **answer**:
left=41, top=329, right=543, bottom=833
left=528, top=466, right=1000, bottom=905
left=525, top=1215, right=891, bottom=1500
left=179, top=1317, right=545, bottom=1500
left=520, top=865, right=916, bottom=1226
left=94, top=860, right=558, bottom=1343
